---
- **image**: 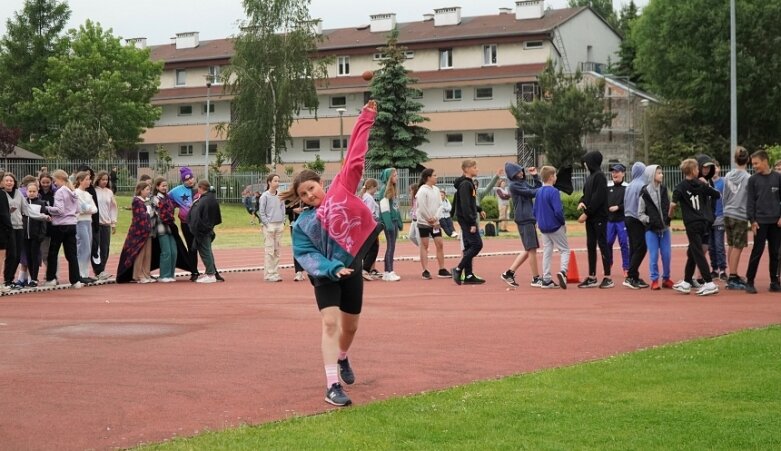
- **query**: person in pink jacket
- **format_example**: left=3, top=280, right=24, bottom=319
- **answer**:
left=282, top=100, right=381, bottom=407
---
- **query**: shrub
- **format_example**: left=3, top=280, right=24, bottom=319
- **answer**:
left=561, top=192, right=583, bottom=220
left=481, top=196, right=499, bottom=219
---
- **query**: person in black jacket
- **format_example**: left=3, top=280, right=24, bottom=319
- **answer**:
left=637, top=165, right=672, bottom=290
left=743, top=150, right=781, bottom=294
left=0, top=170, right=11, bottom=293
left=577, top=151, right=612, bottom=288
left=188, top=180, right=222, bottom=283
left=606, top=164, right=630, bottom=278
left=451, top=159, right=485, bottom=285
left=22, top=182, right=50, bottom=287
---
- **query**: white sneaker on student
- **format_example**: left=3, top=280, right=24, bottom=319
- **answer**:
left=158, top=277, right=176, bottom=283
left=71, top=282, right=84, bottom=289
left=697, top=281, right=719, bottom=296
left=382, top=271, right=401, bottom=282
left=42, top=280, right=58, bottom=287
left=97, top=271, right=113, bottom=280
left=294, top=271, right=306, bottom=281
left=196, top=275, right=217, bottom=284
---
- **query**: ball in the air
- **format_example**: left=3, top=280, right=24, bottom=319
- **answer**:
left=362, top=70, right=374, bottom=81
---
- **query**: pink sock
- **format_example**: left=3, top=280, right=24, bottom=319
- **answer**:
left=325, top=364, right=339, bottom=387
left=337, top=351, right=348, bottom=361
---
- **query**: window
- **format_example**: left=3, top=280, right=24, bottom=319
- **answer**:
left=202, top=143, right=218, bottom=155
left=444, top=88, right=462, bottom=101
left=208, top=65, right=222, bottom=84
left=179, top=145, right=194, bottom=156
left=332, top=138, right=348, bottom=150
left=178, top=105, right=193, bottom=115
left=374, top=50, right=414, bottom=60
left=475, top=87, right=493, bottom=100
left=518, top=82, right=539, bottom=102
left=476, top=133, right=495, bottom=145
left=329, top=96, right=347, bottom=108
left=446, top=133, right=463, bottom=145
left=483, top=44, right=497, bottom=65
left=439, top=49, right=453, bottom=69
left=175, top=69, right=186, bottom=86
left=304, top=139, right=320, bottom=152
left=337, top=56, right=350, bottom=76
left=202, top=103, right=215, bottom=114
left=524, top=40, right=543, bottom=50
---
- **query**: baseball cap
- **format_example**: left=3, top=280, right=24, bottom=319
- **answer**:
left=610, top=163, right=626, bottom=172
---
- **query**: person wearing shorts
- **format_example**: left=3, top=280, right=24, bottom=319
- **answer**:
left=415, top=168, right=451, bottom=279
left=721, top=146, right=751, bottom=289
left=500, top=162, right=542, bottom=288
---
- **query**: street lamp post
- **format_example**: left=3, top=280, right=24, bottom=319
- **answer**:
left=204, top=74, right=214, bottom=181
left=640, top=99, right=650, bottom=163
left=267, top=75, right=277, bottom=171
left=336, top=107, right=347, bottom=164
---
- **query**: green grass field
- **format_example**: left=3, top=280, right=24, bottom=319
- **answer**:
left=142, top=326, right=781, bottom=450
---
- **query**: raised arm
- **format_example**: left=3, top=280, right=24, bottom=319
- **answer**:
left=332, top=101, right=377, bottom=194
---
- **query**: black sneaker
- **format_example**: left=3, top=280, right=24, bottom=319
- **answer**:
left=452, top=267, right=463, bottom=285
left=463, top=274, right=486, bottom=285
left=325, top=383, right=351, bottom=406
left=719, top=272, right=728, bottom=282
left=541, top=279, right=558, bottom=289
left=80, top=277, right=97, bottom=284
left=556, top=271, right=567, bottom=290
left=337, top=357, right=355, bottom=385
left=578, top=277, right=598, bottom=288
left=710, top=271, right=719, bottom=279
left=27, top=280, right=39, bottom=288
left=745, top=283, right=757, bottom=294
left=770, top=282, right=781, bottom=293
left=190, top=273, right=200, bottom=282
left=599, top=278, right=614, bottom=289
left=623, top=277, right=639, bottom=289
left=437, top=268, right=452, bottom=278
left=500, top=271, right=519, bottom=288
left=422, top=270, right=431, bottom=280
left=215, top=272, right=225, bottom=282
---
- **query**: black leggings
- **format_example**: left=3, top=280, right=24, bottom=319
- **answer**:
left=91, top=224, right=112, bottom=275
left=181, top=222, right=200, bottom=275
left=314, top=260, right=363, bottom=314
left=47, top=224, right=80, bottom=284
left=625, top=217, right=647, bottom=280
left=586, top=219, right=611, bottom=277
left=362, top=238, right=380, bottom=272
left=4, top=229, right=24, bottom=284
left=24, top=237, right=43, bottom=282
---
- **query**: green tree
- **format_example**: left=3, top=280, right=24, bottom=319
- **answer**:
left=613, top=0, right=641, bottom=83
left=511, top=60, right=614, bottom=169
left=367, top=29, right=429, bottom=170
left=0, top=0, right=71, bottom=148
left=645, top=100, right=728, bottom=166
left=25, top=20, right=162, bottom=157
left=568, top=0, right=618, bottom=28
left=634, top=0, right=781, bottom=149
left=226, top=0, right=327, bottom=167
left=56, top=120, right=113, bottom=160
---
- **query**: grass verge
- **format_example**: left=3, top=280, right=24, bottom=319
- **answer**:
left=143, top=326, right=781, bottom=450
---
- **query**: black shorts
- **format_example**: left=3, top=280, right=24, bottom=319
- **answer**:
left=517, top=223, right=539, bottom=250
left=314, top=259, right=364, bottom=314
left=418, top=225, right=442, bottom=238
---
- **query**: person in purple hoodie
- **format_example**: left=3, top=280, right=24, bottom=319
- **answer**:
left=43, top=170, right=87, bottom=288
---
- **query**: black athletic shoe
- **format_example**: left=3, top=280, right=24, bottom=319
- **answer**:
left=422, top=270, right=431, bottom=280
left=190, top=273, right=200, bottom=282
left=557, top=271, right=568, bottom=290
left=215, top=272, right=225, bottom=282
left=745, top=283, right=758, bottom=294
left=578, top=277, right=598, bottom=288
left=500, top=271, right=519, bottom=288
left=770, top=282, right=781, bottom=293
left=463, top=274, right=486, bottom=285
left=452, top=267, right=463, bottom=285
left=325, top=383, right=352, bottom=407
left=437, top=268, right=452, bottom=278
left=27, top=280, right=39, bottom=288
left=81, top=277, right=97, bottom=284
left=623, top=277, right=639, bottom=289
left=599, top=278, right=614, bottom=289
left=635, top=278, right=650, bottom=289
left=337, top=358, right=355, bottom=385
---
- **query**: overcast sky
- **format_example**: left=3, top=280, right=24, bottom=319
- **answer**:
left=1, top=0, right=647, bottom=44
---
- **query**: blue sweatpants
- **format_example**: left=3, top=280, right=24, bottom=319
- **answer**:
left=607, top=220, right=630, bottom=272
left=645, top=229, right=671, bottom=282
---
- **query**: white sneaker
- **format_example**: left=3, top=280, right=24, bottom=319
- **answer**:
left=42, top=280, right=58, bottom=287
left=0, top=284, right=9, bottom=293
left=196, top=275, right=217, bottom=284
left=452, top=232, right=459, bottom=238
left=137, top=278, right=154, bottom=284
left=362, top=270, right=373, bottom=281
left=158, top=277, right=176, bottom=283
left=697, top=281, right=719, bottom=296
left=71, top=282, right=84, bottom=289
left=382, top=271, right=401, bottom=282
left=293, top=271, right=306, bottom=281
left=672, top=280, right=691, bottom=294
left=97, top=271, right=113, bottom=280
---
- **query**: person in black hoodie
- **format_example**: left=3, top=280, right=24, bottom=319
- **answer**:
left=0, top=171, right=10, bottom=293
left=22, top=181, right=50, bottom=287
left=577, top=151, right=613, bottom=288
left=743, top=150, right=781, bottom=294
left=188, top=180, right=222, bottom=283
left=670, top=158, right=721, bottom=296
left=451, top=159, right=485, bottom=285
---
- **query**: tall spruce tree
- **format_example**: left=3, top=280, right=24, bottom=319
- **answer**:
left=367, top=29, right=429, bottom=170
left=613, top=0, right=641, bottom=84
left=226, top=0, right=327, bottom=167
left=0, top=0, right=70, bottom=148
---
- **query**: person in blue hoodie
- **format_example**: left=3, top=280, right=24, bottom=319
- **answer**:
left=533, top=166, right=570, bottom=289
left=500, top=162, right=542, bottom=288
left=577, top=150, right=612, bottom=288
left=622, top=162, right=650, bottom=289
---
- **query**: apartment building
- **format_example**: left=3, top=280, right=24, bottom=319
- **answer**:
left=137, top=1, right=621, bottom=174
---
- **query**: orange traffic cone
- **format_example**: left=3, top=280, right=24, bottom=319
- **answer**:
left=566, top=250, right=580, bottom=283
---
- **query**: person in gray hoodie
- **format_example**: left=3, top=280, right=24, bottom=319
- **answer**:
left=500, top=162, right=542, bottom=288
left=622, top=162, right=650, bottom=289
left=721, top=146, right=751, bottom=289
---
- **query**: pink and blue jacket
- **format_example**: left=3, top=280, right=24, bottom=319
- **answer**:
left=292, top=107, right=382, bottom=281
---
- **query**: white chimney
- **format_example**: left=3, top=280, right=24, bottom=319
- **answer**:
left=309, top=19, right=323, bottom=35
left=125, top=37, right=147, bottom=49
left=434, top=7, right=462, bottom=27
left=499, top=7, right=513, bottom=15
left=423, top=13, right=435, bottom=21
left=516, top=0, right=544, bottom=20
left=175, top=32, right=199, bottom=50
left=370, top=13, right=396, bottom=33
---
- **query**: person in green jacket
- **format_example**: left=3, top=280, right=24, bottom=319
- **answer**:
left=379, top=168, right=402, bottom=281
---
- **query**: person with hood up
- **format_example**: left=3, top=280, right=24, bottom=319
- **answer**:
left=378, top=167, right=402, bottom=281
left=606, top=164, right=630, bottom=279
left=721, top=147, right=751, bottom=289
left=742, top=150, right=781, bottom=294
left=500, top=162, right=542, bottom=288
left=692, top=153, right=717, bottom=283
left=670, top=158, right=721, bottom=296
left=637, top=165, right=673, bottom=290
left=622, top=162, right=651, bottom=289
left=451, top=159, right=485, bottom=285
left=576, top=151, right=613, bottom=288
